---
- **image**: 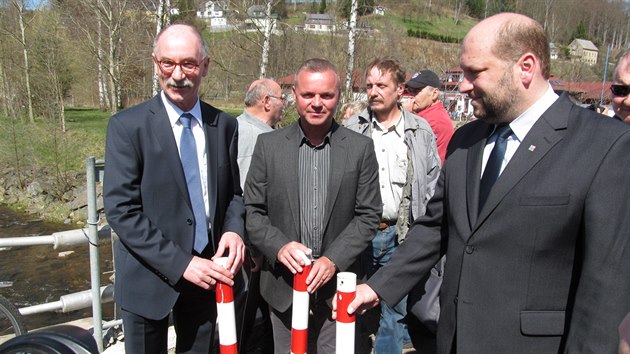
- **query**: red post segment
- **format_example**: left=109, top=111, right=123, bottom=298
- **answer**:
left=214, top=257, right=238, bottom=354
left=290, top=251, right=312, bottom=354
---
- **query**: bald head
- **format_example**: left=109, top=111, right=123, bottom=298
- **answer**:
left=244, top=79, right=282, bottom=107
left=154, top=24, right=208, bottom=58
left=243, top=78, right=284, bottom=126
left=465, top=13, right=550, bottom=79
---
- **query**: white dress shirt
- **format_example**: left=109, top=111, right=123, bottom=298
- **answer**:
left=481, top=85, right=559, bottom=177
left=161, top=92, right=211, bottom=226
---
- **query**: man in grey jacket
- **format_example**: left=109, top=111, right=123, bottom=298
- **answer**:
left=344, top=58, right=440, bottom=353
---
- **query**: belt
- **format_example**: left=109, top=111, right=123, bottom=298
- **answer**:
left=378, top=220, right=396, bottom=230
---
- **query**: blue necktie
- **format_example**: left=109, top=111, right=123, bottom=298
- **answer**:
left=479, top=124, right=512, bottom=210
left=179, top=113, right=208, bottom=253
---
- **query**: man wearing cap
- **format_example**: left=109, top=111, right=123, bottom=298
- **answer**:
left=345, top=58, right=440, bottom=353
left=405, top=70, right=454, bottom=165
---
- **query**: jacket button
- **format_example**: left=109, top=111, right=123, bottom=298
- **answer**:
left=186, top=218, right=193, bottom=225
left=453, top=296, right=458, bottom=304
left=465, top=245, right=474, bottom=254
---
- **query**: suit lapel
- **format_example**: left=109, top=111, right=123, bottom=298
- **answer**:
left=201, top=102, right=218, bottom=240
left=149, top=96, right=191, bottom=209
left=466, top=124, right=493, bottom=229
left=473, top=95, right=569, bottom=233
left=283, top=124, right=302, bottom=237
left=323, top=124, right=345, bottom=230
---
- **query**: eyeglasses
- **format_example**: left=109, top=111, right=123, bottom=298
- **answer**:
left=153, top=57, right=205, bottom=75
left=611, top=84, right=630, bottom=97
left=268, top=94, right=286, bottom=104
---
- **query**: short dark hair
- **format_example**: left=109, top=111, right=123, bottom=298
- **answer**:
left=365, top=58, right=406, bottom=86
left=293, top=58, right=341, bottom=91
left=492, top=18, right=550, bottom=79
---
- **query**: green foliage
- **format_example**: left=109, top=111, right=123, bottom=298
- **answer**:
left=0, top=109, right=109, bottom=179
left=397, top=14, right=473, bottom=43
left=466, top=0, right=485, bottom=19
left=273, top=0, right=288, bottom=19
left=571, top=20, right=590, bottom=41
left=319, top=0, right=327, bottom=14
left=337, top=0, right=374, bottom=19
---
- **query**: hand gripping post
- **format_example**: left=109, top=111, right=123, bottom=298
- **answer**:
left=336, top=272, right=356, bottom=353
left=291, top=250, right=312, bottom=354
left=214, top=257, right=238, bottom=354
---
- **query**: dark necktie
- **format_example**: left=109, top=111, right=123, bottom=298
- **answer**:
left=479, top=124, right=512, bottom=210
left=179, top=113, right=208, bottom=253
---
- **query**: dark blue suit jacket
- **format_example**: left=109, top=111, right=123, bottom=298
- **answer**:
left=104, top=95, right=244, bottom=319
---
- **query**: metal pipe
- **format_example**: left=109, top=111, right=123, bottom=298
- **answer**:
left=87, top=157, right=104, bottom=352
left=0, top=226, right=111, bottom=249
left=102, top=319, right=123, bottom=330
left=19, top=301, right=64, bottom=316
left=0, top=236, right=55, bottom=248
left=18, top=285, right=114, bottom=315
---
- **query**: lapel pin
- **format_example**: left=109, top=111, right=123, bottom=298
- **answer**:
left=528, top=145, right=536, bottom=152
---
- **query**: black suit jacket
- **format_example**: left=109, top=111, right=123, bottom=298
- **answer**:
left=104, top=95, right=244, bottom=320
left=245, top=122, right=382, bottom=312
left=368, top=94, right=630, bottom=353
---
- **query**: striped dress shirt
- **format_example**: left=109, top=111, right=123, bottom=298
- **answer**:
left=298, top=127, right=331, bottom=258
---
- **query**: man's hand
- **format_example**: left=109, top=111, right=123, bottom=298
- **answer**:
left=306, top=256, right=335, bottom=293
left=277, top=241, right=311, bottom=274
left=183, top=256, right=235, bottom=290
left=212, top=231, right=245, bottom=274
left=332, top=284, right=381, bottom=319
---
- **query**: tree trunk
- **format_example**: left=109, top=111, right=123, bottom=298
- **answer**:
left=16, top=0, right=34, bottom=123
left=97, top=1, right=108, bottom=111
left=153, top=0, right=170, bottom=96
left=259, top=1, right=273, bottom=79
left=344, top=0, right=358, bottom=101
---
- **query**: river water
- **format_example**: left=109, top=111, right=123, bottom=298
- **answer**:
left=0, top=204, right=114, bottom=331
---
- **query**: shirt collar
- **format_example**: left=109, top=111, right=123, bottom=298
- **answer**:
left=298, top=121, right=332, bottom=148
left=161, top=91, right=203, bottom=128
left=507, top=84, right=558, bottom=142
left=371, top=110, right=404, bottom=137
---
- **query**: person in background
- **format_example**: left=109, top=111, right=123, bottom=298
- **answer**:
left=104, top=24, right=245, bottom=354
left=611, top=49, right=630, bottom=124
left=344, top=58, right=440, bottom=354
left=235, top=78, right=283, bottom=352
left=245, top=58, right=382, bottom=353
left=404, top=69, right=454, bottom=165
left=237, top=78, right=284, bottom=188
left=339, top=13, right=630, bottom=354
left=341, top=100, right=368, bottom=124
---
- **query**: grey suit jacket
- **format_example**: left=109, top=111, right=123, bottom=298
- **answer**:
left=104, top=95, right=244, bottom=320
left=245, top=122, right=382, bottom=312
left=368, top=94, right=630, bottom=354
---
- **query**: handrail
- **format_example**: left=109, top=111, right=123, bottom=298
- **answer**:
left=0, top=157, right=110, bottom=352
left=0, top=225, right=111, bottom=249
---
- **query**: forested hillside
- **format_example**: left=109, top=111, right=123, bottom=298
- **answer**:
left=0, top=0, right=628, bottom=119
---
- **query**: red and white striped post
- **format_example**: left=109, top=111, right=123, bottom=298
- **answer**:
left=336, top=272, right=356, bottom=353
left=214, top=257, right=238, bottom=354
left=291, top=250, right=312, bottom=354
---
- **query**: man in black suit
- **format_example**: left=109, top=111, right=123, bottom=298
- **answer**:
left=338, top=13, right=630, bottom=353
left=104, top=24, right=245, bottom=353
left=245, top=58, right=382, bottom=353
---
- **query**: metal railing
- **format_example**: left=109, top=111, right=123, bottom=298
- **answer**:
left=0, top=157, right=110, bottom=352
